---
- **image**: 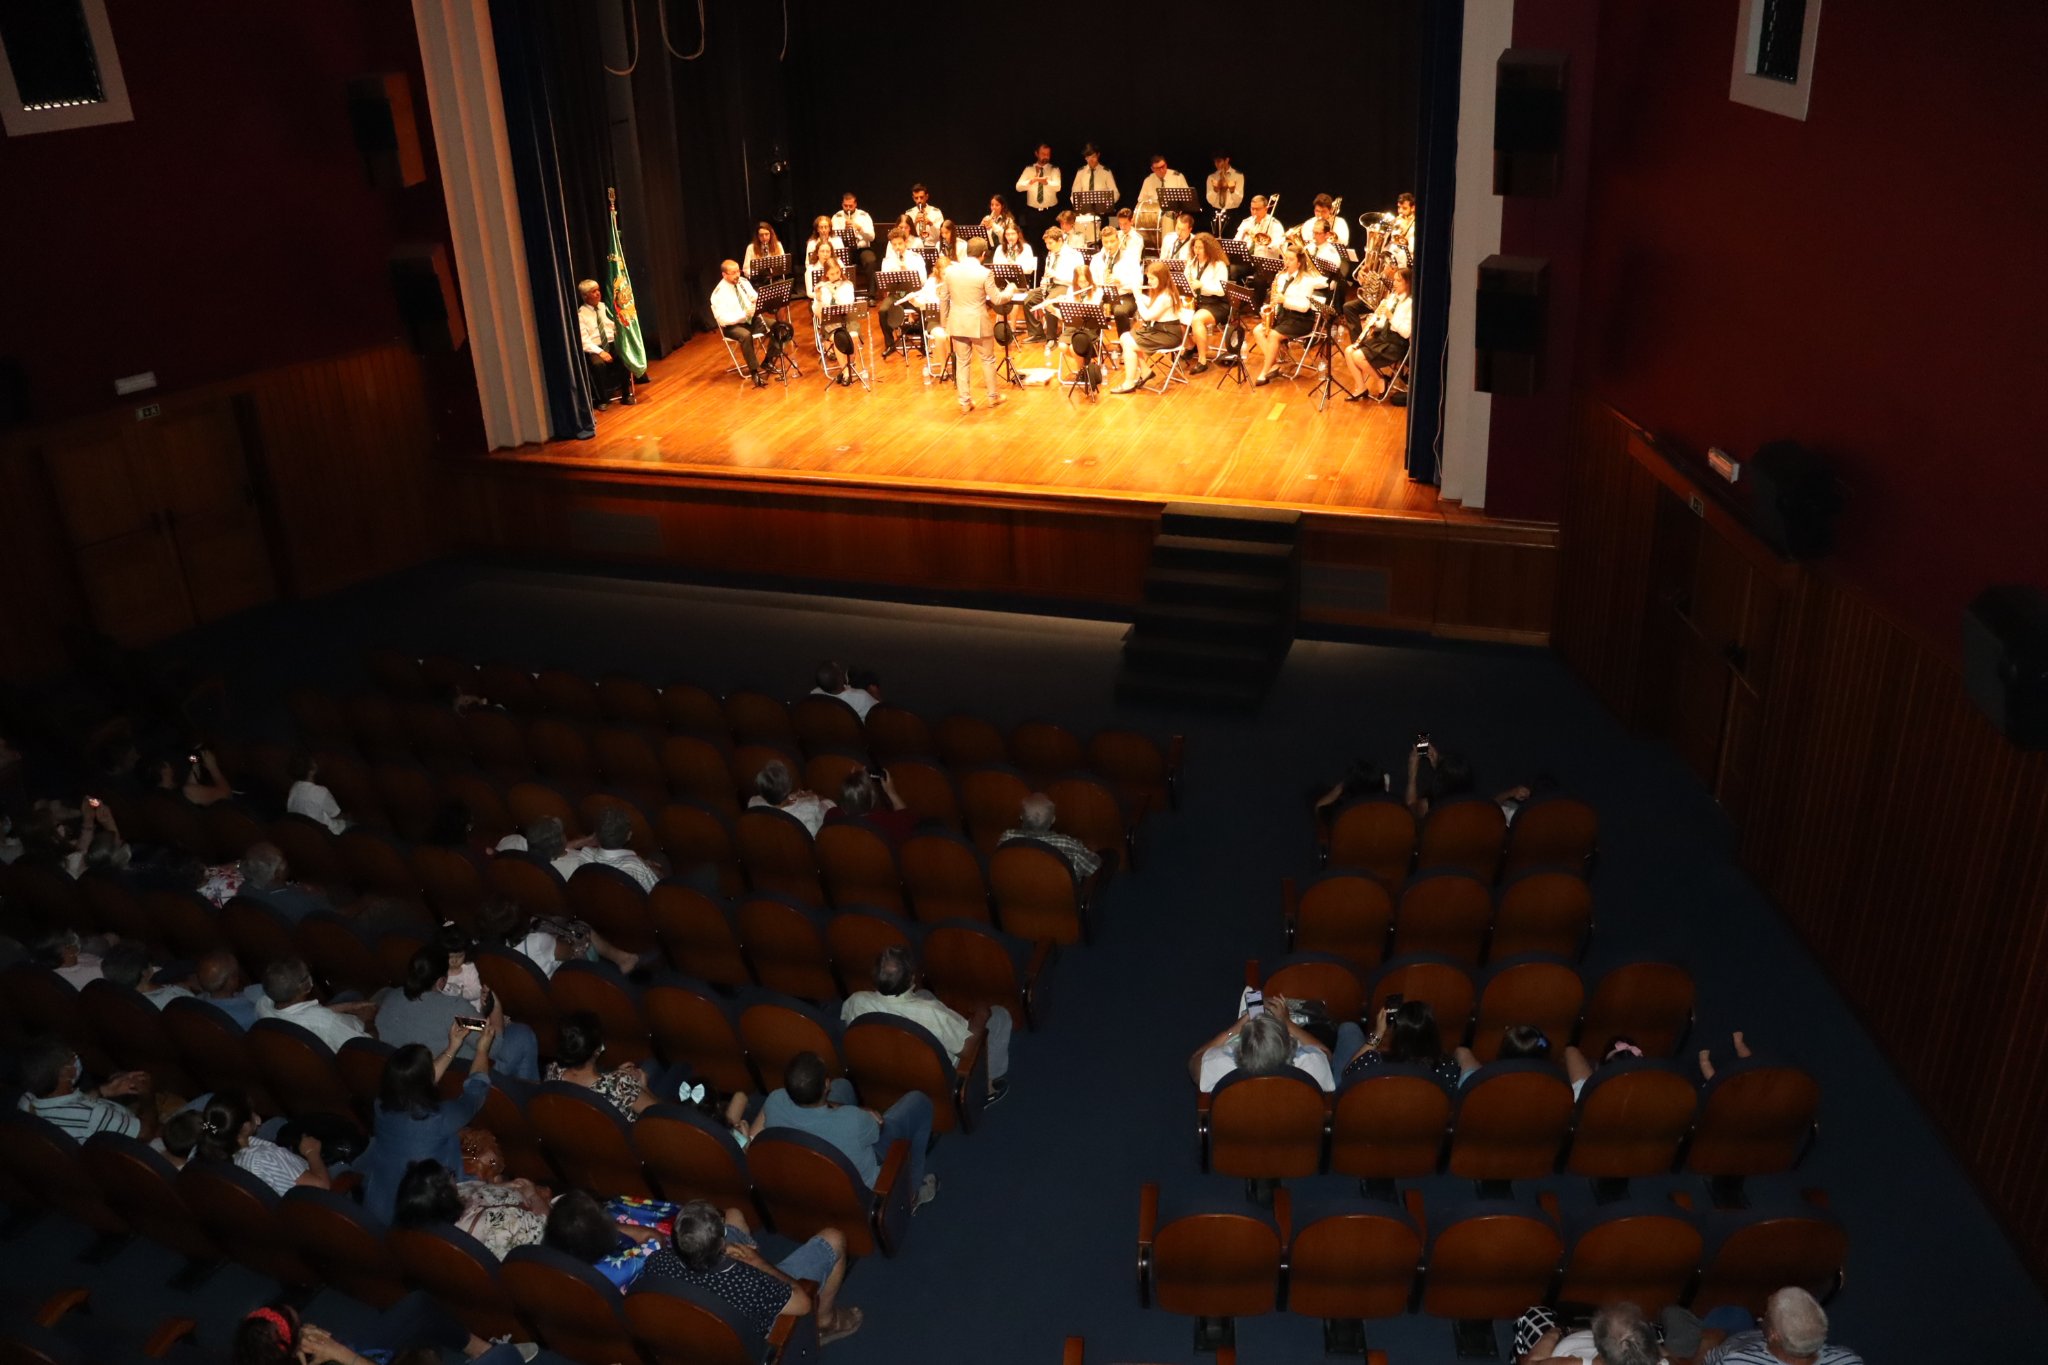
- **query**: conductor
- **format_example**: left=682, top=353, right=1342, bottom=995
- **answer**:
left=940, top=238, right=1011, bottom=414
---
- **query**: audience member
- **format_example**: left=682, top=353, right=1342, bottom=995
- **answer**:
left=1519, top=1301, right=1666, bottom=1365
left=159, top=1109, right=202, bottom=1167
left=255, top=957, right=377, bottom=1050
left=810, top=660, right=881, bottom=720
left=375, top=945, right=540, bottom=1081
left=1560, top=1035, right=1645, bottom=1097
left=1697, top=1030, right=1754, bottom=1081
left=998, top=793, right=1101, bottom=879
left=544, top=1011, right=673, bottom=1121
left=197, top=1091, right=330, bottom=1195
left=1405, top=739, right=1533, bottom=819
left=230, top=1299, right=482, bottom=1365
left=1694, top=1287, right=1862, bottom=1365
left=35, top=928, right=107, bottom=987
left=285, top=752, right=348, bottom=833
left=474, top=894, right=643, bottom=977
left=824, top=768, right=919, bottom=847
left=148, top=746, right=234, bottom=807
left=59, top=798, right=130, bottom=878
left=639, top=1200, right=861, bottom=1347
left=393, top=1157, right=546, bottom=1260
left=99, top=941, right=194, bottom=1007
left=14, top=1034, right=156, bottom=1140
left=234, top=843, right=332, bottom=922
left=753, top=1050, right=938, bottom=1210
left=1336, top=998, right=1464, bottom=1088
left=749, top=760, right=835, bottom=837
left=357, top=1015, right=500, bottom=1221
left=580, top=806, right=662, bottom=891
left=1312, top=758, right=1391, bottom=823
left=842, top=946, right=1010, bottom=1103
left=195, top=949, right=266, bottom=1027
left=1189, top=998, right=1336, bottom=1093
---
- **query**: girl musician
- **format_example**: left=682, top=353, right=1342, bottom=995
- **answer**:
left=1184, top=232, right=1232, bottom=373
left=992, top=223, right=1038, bottom=333
left=1112, top=260, right=1191, bottom=394
left=1249, top=244, right=1327, bottom=386
left=909, top=250, right=949, bottom=370
left=1098, top=226, right=1146, bottom=334
left=813, top=257, right=863, bottom=385
left=803, top=215, right=837, bottom=298
left=876, top=225, right=929, bottom=356
left=1338, top=266, right=1413, bottom=401
left=741, top=221, right=786, bottom=275
left=938, top=218, right=966, bottom=263
left=1042, top=257, right=1106, bottom=370
left=981, top=196, right=1015, bottom=247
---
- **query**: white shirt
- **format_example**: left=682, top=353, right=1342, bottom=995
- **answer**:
left=741, top=242, right=787, bottom=274
left=1191, top=259, right=1230, bottom=298
left=830, top=209, right=875, bottom=246
left=1196, top=1043, right=1336, bottom=1094
left=287, top=780, right=345, bottom=834
left=709, top=277, right=758, bottom=329
left=1546, top=1330, right=1669, bottom=1365
left=810, top=685, right=879, bottom=720
left=1103, top=241, right=1145, bottom=294
left=1042, top=245, right=1082, bottom=287
left=236, top=1136, right=310, bottom=1195
left=1297, top=214, right=1352, bottom=246
left=1308, top=239, right=1347, bottom=274
left=516, top=928, right=565, bottom=979
left=1138, top=169, right=1189, bottom=206
left=879, top=247, right=929, bottom=291
left=748, top=793, right=836, bottom=837
left=842, top=989, right=971, bottom=1061
left=577, top=302, right=616, bottom=355
left=256, top=996, right=367, bottom=1052
left=992, top=244, right=1037, bottom=276
left=1273, top=270, right=1328, bottom=314
left=1235, top=213, right=1284, bottom=258
left=1071, top=163, right=1118, bottom=207
left=1015, top=162, right=1062, bottom=210
left=1157, top=227, right=1188, bottom=261
left=904, top=205, right=944, bottom=243
left=587, top=845, right=660, bottom=892
left=1369, top=290, right=1415, bottom=340
left=1206, top=168, right=1244, bottom=211
left=813, top=278, right=856, bottom=317
left=1136, top=290, right=1188, bottom=328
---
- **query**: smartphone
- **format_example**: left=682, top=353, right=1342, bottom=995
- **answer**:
left=1413, top=734, right=1431, bottom=753
left=456, top=1016, right=488, bottom=1031
left=86, top=797, right=102, bottom=809
left=1382, top=992, right=1405, bottom=1019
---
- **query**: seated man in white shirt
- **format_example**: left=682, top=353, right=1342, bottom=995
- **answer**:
left=810, top=660, right=881, bottom=720
left=36, top=928, right=105, bottom=988
left=1136, top=154, right=1189, bottom=210
left=710, top=259, right=768, bottom=387
left=1188, top=997, right=1337, bottom=1094
left=255, top=956, right=377, bottom=1052
left=285, top=752, right=347, bottom=833
left=99, top=941, right=195, bottom=1008
left=15, top=1035, right=156, bottom=1141
left=581, top=806, right=662, bottom=892
left=841, top=946, right=1010, bottom=1104
left=748, top=760, right=836, bottom=838
left=576, top=278, right=636, bottom=408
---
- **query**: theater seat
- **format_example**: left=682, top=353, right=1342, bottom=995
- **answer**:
left=1368, top=957, right=1476, bottom=1053
left=248, top=1018, right=359, bottom=1126
left=737, top=895, right=838, bottom=1001
left=176, top=1159, right=316, bottom=1287
left=1284, top=1192, right=1426, bottom=1352
left=879, top=759, right=961, bottom=830
left=1470, top=956, right=1585, bottom=1062
left=1283, top=872, right=1394, bottom=970
left=501, top=1244, right=643, bottom=1365
left=1491, top=869, right=1594, bottom=961
left=841, top=1011, right=986, bottom=1135
left=823, top=908, right=919, bottom=999
left=162, top=997, right=266, bottom=1110
left=1565, top=1059, right=1699, bottom=1183
left=990, top=839, right=1091, bottom=945
left=626, top=1275, right=813, bottom=1365
left=747, top=1127, right=912, bottom=1258
left=1085, top=728, right=1183, bottom=817
left=1328, top=1065, right=1454, bottom=1185
left=278, top=1186, right=408, bottom=1308
left=1136, top=1181, right=1283, bottom=1351
left=1256, top=954, right=1366, bottom=1025
left=566, top=863, right=656, bottom=956
left=1503, top=797, right=1599, bottom=877
left=642, top=977, right=754, bottom=1097
left=960, top=766, right=1032, bottom=856
left=900, top=829, right=992, bottom=925
left=524, top=720, right=593, bottom=790
left=1684, top=1060, right=1821, bottom=1191
left=815, top=822, right=905, bottom=914
left=1420, top=1202, right=1563, bottom=1343
left=649, top=884, right=751, bottom=989
left=936, top=713, right=1007, bottom=772
left=0, top=1113, right=125, bottom=1238
left=81, top=979, right=191, bottom=1099
left=1691, top=1195, right=1847, bottom=1315
left=475, top=943, right=560, bottom=1055
left=548, top=961, right=650, bottom=1066
left=597, top=676, right=666, bottom=730
left=1416, top=798, right=1507, bottom=881
left=632, top=1104, right=753, bottom=1213
left=1556, top=1200, right=1703, bottom=1315
left=736, top=807, right=825, bottom=906
left=722, top=690, right=797, bottom=748
left=1044, top=774, right=1134, bottom=872
left=1447, top=1061, right=1576, bottom=1185
left=1392, top=871, right=1493, bottom=965
left=1323, top=798, right=1417, bottom=884
left=1008, top=719, right=1085, bottom=787
left=388, top=1223, right=527, bottom=1343
left=1201, top=1069, right=1327, bottom=1182
left=863, top=705, right=934, bottom=766
left=1579, top=960, right=1695, bottom=1057
left=81, top=1133, right=218, bottom=1263
left=528, top=1081, right=654, bottom=1200
left=792, top=692, right=865, bottom=756
left=920, top=920, right=1051, bottom=1030
left=736, top=992, right=844, bottom=1093
left=657, top=682, right=727, bottom=739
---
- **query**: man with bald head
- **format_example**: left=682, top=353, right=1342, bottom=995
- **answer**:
left=194, top=949, right=267, bottom=1028
left=710, top=259, right=767, bottom=386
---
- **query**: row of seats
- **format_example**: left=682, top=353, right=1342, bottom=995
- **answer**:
left=0, top=1118, right=873, bottom=1363
left=1199, top=1055, right=1820, bottom=1185
left=1135, top=1183, right=1846, bottom=1333
left=1285, top=867, right=1596, bottom=968
left=1317, top=795, right=1597, bottom=885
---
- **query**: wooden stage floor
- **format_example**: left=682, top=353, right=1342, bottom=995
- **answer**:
left=504, top=312, right=1469, bottom=520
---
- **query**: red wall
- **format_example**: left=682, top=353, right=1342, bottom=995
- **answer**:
left=0, top=0, right=458, bottom=424
left=1578, top=0, right=2048, bottom=644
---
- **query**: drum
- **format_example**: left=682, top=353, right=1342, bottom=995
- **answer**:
left=1134, top=204, right=1162, bottom=253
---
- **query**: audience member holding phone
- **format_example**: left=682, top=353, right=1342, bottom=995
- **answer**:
left=1189, top=991, right=1337, bottom=1093
left=1406, top=734, right=1535, bottom=819
left=1336, top=996, right=1465, bottom=1089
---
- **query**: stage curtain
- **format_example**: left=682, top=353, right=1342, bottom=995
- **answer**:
left=1404, top=0, right=1465, bottom=486
left=489, top=0, right=601, bottom=440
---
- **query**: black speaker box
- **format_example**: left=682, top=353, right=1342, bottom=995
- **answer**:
left=1494, top=50, right=1569, bottom=195
left=389, top=244, right=467, bottom=355
left=1964, top=586, right=2048, bottom=750
left=348, top=73, right=427, bottom=189
left=1746, top=441, right=1842, bottom=560
left=1474, top=254, right=1547, bottom=396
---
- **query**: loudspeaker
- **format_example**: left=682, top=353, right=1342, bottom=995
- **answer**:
left=1494, top=50, right=1569, bottom=196
left=1746, top=441, right=1842, bottom=560
left=1474, top=254, right=1547, bottom=396
left=389, top=244, right=467, bottom=355
left=1964, top=586, right=2048, bottom=750
left=348, top=73, right=427, bottom=189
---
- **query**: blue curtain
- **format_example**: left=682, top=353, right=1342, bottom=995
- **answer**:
left=1404, top=0, right=1464, bottom=485
left=490, top=0, right=595, bottom=441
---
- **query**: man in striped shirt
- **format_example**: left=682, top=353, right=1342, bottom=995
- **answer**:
left=1696, top=1289, right=1863, bottom=1365
left=15, top=1036, right=155, bottom=1141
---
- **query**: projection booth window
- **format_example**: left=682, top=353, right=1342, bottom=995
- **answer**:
left=1728, top=0, right=1822, bottom=121
left=0, top=0, right=133, bottom=136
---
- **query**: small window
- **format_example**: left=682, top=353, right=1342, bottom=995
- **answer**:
left=0, top=0, right=133, bottom=136
left=1729, top=0, right=1822, bottom=120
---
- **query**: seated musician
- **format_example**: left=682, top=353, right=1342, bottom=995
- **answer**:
left=1393, top=191, right=1417, bottom=251
left=831, top=192, right=878, bottom=290
left=1158, top=210, right=1196, bottom=263
left=1307, top=218, right=1349, bottom=275
left=741, top=221, right=786, bottom=277
left=1233, top=195, right=1285, bottom=272
left=1338, top=266, right=1412, bottom=401
left=1248, top=244, right=1327, bottom=387
left=1113, top=261, right=1191, bottom=394
left=710, top=259, right=769, bottom=388
left=1183, top=232, right=1232, bottom=373
left=1045, top=258, right=1107, bottom=370
left=812, top=257, right=862, bottom=386
left=1137, top=154, right=1188, bottom=208
left=904, top=183, right=944, bottom=246
left=1098, top=226, right=1146, bottom=334
left=981, top=196, right=1015, bottom=248
left=1024, top=226, right=1082, bottom=343
left=908, top=251, right=948, bottom=360
left=876, top=226, right=929, bottom=357
left=938, top=219, right=966, bottom=263
left=1206, top=152, right=1244, bottom=231
left=991, top=223, right=1038, bottom=332
left=802, top=215, right=838, bottom=297
left=1296, top=193, right=1351, bottom=248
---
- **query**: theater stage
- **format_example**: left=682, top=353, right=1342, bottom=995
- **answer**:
left=450, top=323, right=1556, bottom=643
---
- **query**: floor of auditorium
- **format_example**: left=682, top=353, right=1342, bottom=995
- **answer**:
left=16, top=560, right=2045, bottom=1364
left=504, top=310, right=1456, bottom=518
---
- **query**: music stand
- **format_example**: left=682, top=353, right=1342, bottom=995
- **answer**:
left=1165, top=261, right=1190, bottom=296
left=1157, top=186, right=1196, bottom=254
left=747, top=252, right=793, bottom=283
left=1306, top=260, right=1356, bottom=410
left=816, top=302, right=870, bottom=392
left=1222, top=238, right=1251, bottom=273
left=1213, top=282, right=1257, bottom=388
left=753, top=278, right=801, bottom=382
left=1054, top=300, right=1110, bottom=403
left=877, top=269, right=924, bottom=359
left=914, top=242, right=940, bottom=273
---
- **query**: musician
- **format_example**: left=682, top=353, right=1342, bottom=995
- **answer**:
left=937, top=219, right=966, bottom=263
left=1234, top=195, right=1285, bottom=268
left=991, top=223, right=1037, bottom=332
left=875, top=226, right=929, bottom=357
left=812, top=257, right=862, bottom=386
left=1112, top=261, right=1190, bottom=395
left=1024, top=226, right=1082, bottom=343
left=939, top=238, right=1012, bottom=413
left=576, top=278, right=635, bottom=409
left=741, top=222, right=787, bottom=275
left=1098, top=226, right=1145, bottom=334
left=1137, top=155, right=1189, bottom=208
left=709, top=259, right=768, bottom=388
left=1339, top=266, right=1412, bottom=401
left=911, top=251, right=949, bottom=365
left=1070, top=143, right=1118, bottom=245
left=832, top=192, right=878, bottom=290
left=1393, top=192, right=1417, bottom=248
left=1248, top=244, right=1326, bottom=387
left=1206, top=152, right=1245, bottom=231
left=1307, top=218, right=1348, bottom=275
left=1183, top=233, right=1231, bottom=373
left=1046, top=258, right=1108, bottom=373
left=1015, top=143, right=1062, bottom=242
left=1158, top=211, right=1195, bottom=263
left=803, top=216, right=838, bottom=297
left=981, top=196, right=1015, bottom=248
left=904, top=184, right=943, bottom=247
left=1295, top=193, right=1352, bottom=248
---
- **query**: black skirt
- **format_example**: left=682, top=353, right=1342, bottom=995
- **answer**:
left=1273, top=308, right=1314, bottom=339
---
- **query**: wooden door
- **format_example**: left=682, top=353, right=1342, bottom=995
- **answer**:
left=40, top=425, right=193, bottom=646
left=138, top=404, right=275, bottom=623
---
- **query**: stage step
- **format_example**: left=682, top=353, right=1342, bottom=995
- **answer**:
left=1118, top=505, right=1302, bottom=712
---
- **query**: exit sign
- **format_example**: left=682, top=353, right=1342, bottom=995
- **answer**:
left=135, top=403, right=162, bottom=421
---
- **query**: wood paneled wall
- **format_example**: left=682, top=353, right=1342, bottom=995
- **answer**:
left=1557, top=400, right=2048, bottom=1288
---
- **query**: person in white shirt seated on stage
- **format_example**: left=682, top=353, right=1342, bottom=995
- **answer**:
left=906, top=251, right=950, bottom=360
left=1113, top=261, right=1191, bottom=394
left=810, top=660, right=881, bottom=720
left=1297, top=193, right=1352, bottom=249
left=812, top=258, right=862, bottom=384
left=285, top=751, right=347, bottom=834
left=1184, top=232, right=1233, bottom=373
left=1137, top=154, right=1189, bottom=209
left=576, top=278, right=636, bottom=409
left=256, top=957, right=378, bottom=1053
left=1233, top=195, right=1286, bottom=266
left=991, top=223, right=1038, bottom=333
left=937, top=218, right=966, bottom=263
left=980, top=196, right=1015, bottom=250
left=876, top=226, right=929, bottom=357
left=749, top=759, right=836, bottom=837
left=1189, top=996, right=1336, bottom=1094
left=740, top=221, right=787, bottom=279
left=1100, top=225, right=1147, bottom=334
left=1339, top=266, right=1413, bottom=401
left=903, top=183, right=944, bottom=247
left=1307, top=217, right=1349, bottom=275
left=1206, top=152, right=1245, bottom=230
left=1043, top=258, right=1107, bottom=374
left=842, top=945, right=1011, bottom=1105
left=710, top=260, right=768, bottom=388
left=831, top=192, right=878, bottom=290
left=1249, top=245, right=1328, bottom=387
left=1158, top=210, right=1195, bottom=264
left=803, top=215, right=840, bottom=299
left=1024, top=226, right=1082, bottom=344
